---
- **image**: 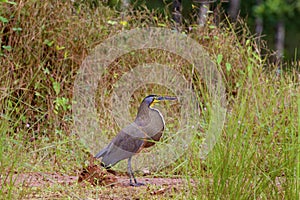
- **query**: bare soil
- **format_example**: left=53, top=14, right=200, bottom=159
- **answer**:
left=1, top=165, right=194, bottom=199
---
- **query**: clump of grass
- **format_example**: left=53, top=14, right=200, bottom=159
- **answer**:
left=0, top=0, right=299, bottom=199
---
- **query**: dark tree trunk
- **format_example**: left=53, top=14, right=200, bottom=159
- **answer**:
left=198, top=3, right=210, bottom=26
left=229, top=0, right=240, bottom=20
left=255, top=17, right=263, bottom=37
left=172, top=0, right=182, bottom=28
left=121, top=0, right=130, bottom=9
left=120, top=0, right=130, bottom=19
left=255, top=16, right=263, bottom=49
left=275, top=19, right=285, bottom=61
left=255, top=0, right=263, bottom=38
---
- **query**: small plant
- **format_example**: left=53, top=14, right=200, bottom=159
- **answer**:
left=53, top=96, right=71, bottom=115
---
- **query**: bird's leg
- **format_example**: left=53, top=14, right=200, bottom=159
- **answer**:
left=127, top=157, right=145, bottom=187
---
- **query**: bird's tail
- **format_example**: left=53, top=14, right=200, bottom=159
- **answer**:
left=94, top=147, right=107, bottom=158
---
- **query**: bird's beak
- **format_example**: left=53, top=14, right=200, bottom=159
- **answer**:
left=151, top=96, right=177, bottom=107
left=156, top=96, right=177, bottom=101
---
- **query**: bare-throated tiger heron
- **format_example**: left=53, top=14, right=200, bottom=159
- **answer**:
left=94, top=95, right=177, bottom=186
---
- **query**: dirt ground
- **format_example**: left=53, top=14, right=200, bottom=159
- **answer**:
left=1, top=165, right=194, bottom=199
left=3, top=172, right=189, bottom=187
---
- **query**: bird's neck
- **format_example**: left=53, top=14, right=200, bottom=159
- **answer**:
left=136, top=102, right=151, bottom=122
left=135, top=101, right=164, bottom=127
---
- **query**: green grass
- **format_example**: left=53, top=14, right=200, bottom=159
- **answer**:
left=1, top=0, right=299, bottom=199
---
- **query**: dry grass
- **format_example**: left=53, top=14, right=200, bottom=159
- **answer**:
left=1, top=0, right=299, bottom=199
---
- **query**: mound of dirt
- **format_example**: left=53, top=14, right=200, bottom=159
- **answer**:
left=78, top=164, right=118, bottom=186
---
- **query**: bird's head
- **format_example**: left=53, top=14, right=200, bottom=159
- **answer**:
left=142, top=94, right=177, bottom=108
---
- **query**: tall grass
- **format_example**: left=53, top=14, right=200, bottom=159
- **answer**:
left=0, top=0, right=299, bottom=199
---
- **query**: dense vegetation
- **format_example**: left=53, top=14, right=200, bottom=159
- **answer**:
left=104, top=0, right=300, bottom=60
left=0, top=0, right=299, bottom=199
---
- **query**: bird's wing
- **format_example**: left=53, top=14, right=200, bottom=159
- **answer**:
left=94, top=146, right=108, bottom=158
left=101, top=123, right=145, bottom=167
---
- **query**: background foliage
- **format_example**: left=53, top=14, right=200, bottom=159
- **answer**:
left=0, top=0, right=299, bottom=199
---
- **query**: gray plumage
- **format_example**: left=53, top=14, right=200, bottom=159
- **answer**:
left=94, top=95, right=176, bottom=186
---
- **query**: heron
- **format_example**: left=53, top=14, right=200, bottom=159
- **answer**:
left=94, top=94, right=177, bottom=186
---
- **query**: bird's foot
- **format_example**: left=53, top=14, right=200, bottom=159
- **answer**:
left=129, top=182, right=145, bottom=187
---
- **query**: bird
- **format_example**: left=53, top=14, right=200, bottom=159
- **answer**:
left=94, top=94, right=177, bottom=186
